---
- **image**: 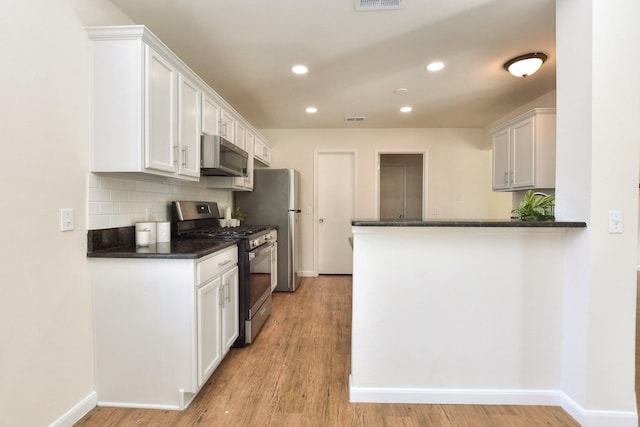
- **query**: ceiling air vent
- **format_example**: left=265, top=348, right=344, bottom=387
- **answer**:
left=355, top=0, right=403, bottom=11
left=345, top=116, right=367, bottom=122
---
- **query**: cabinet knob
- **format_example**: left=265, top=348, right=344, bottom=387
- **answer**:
left=319, top=218, right=324, bottom=223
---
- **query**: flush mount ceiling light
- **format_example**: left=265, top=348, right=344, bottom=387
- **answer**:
left=400, top=106, right=412, bottom=113
left=305, top=107, right=317, bottom=113
left=503, top=52, right=548, bottom=78
left=291, top=65, right=308, bottom=75
left=426, top=61, right=445, bottom=72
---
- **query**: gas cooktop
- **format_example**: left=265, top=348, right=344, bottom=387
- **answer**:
left=179, top=225, right=270, bottom=239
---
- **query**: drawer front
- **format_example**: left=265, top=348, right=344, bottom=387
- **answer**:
left=197, top=246, right=238, bottom=286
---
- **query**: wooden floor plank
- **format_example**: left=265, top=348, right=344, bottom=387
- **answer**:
left=76, top=275, right=580, bottom=426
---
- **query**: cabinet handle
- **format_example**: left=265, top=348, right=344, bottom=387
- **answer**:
left=225, top=281, right=231, bottom=302
left=218, top=259, right=232, bottom=267
left=173, top=145, right=179, bottom=165
left=181, top=146, right=188, bottom=167
left=504, top=171, right=508, bottom=184
left=510, top=171, right=514, bottom=184
left=219, top=286, right=225, bottom=308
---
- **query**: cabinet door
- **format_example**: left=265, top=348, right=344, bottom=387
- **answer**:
left=235, top=121, right=246, bottom=150
left=263, top=144, right=272, bottom=165
left=202, top=94, right=221, bottom=136
left=510, top=117, right=535, bottom=189
left=492, top=127, right=510, bottom=190
left=234, top=130, right=252, bottom=189
left=144, top=46, right=177, bottom=173
left=254, top=137, right=263, bottom=162
left=221, top=266, right=239, bottom=353
left=220, top=110, right=235, bottom=143
left=196, top=276, right=223, bottom=387
left=177, top=74, right=201, bottom=178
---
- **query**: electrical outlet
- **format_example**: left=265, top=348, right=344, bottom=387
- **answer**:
left=608, top=210, right=623, bottom=234
left=61, top=208, right=74, bottom=231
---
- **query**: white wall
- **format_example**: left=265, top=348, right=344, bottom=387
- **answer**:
left=484, top=90, right=557, bottom=145
left=260, top=128, right=512, bottom=275
left=0, top=1, right=133, bottom=425
left=556, top=0, right=639, bottom=424
left=0, top=2, right=231, bottom=424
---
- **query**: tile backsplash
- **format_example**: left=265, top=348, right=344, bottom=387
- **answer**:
left=87, top=173, right=232, bottom=230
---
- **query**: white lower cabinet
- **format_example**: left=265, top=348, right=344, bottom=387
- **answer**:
left=196, top=265, right=239, bottom=387
left=221, top=267, right=240, bottom=352
left=90, top=245, right=238, bottom=410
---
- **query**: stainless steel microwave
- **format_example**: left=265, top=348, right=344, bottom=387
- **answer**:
left=200, top=133, right=248, bottom=177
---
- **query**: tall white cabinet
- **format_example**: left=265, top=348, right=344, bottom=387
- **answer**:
left=491, top=108, right=556, bottom=191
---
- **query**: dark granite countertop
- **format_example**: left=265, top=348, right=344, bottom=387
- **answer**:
left=351, top=219, right=587, bottom=228
left=87, top=239, right=237, bottom=259
left=86, top=226, right=238, bottom=259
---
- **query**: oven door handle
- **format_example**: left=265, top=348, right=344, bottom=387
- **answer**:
left=248, top=242, right=275, bottom=260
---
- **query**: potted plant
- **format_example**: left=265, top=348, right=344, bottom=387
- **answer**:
left=231, top=207, right=246, bottom=225
left=511, top=190, right=555, bottom=221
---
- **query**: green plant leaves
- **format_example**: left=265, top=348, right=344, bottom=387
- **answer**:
left=511, top=190, right=555, bottom=221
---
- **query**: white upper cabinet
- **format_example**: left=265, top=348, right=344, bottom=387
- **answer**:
left=234, top=129, right=254, bottom=190
left=491, top=108, right=556, bottom=192
left=235, top=120, right=246, bottom=150
left=177, top=73, right=201, bottom=178
left=145, top=47, right=177, bottom=173
left=202, top=93, right=221, bottom=137
left=254, top=136, right=272, bottom=166
left=220, top=109, right=236, bottom=143
left=87, top=25, right=272, bottom=184
left=88, top=27, right=199, bottom=181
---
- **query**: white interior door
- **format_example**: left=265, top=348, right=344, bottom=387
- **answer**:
left=316, top=151, right=355, bottom=274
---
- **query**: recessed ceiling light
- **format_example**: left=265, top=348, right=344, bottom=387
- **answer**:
left=394, top=88, right=409, bottom=95
left=400, top=106, right=412, bottom=113
left=292, top=65, right=309, bottom=75
left=426, top=61, right=445, bottom=72
left=305, top=107, right=318, bottom=113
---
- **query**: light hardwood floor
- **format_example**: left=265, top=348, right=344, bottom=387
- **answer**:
left=76, top=275, right=580, bottom=426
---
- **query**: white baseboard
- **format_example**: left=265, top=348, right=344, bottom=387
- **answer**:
left=349, top=376, right=560, bottom=406
left=349, top=377, right=638, bottom=427
left=298, top=270, right=317, bottom=277
left=560, top=392, right=638, bottom=427
left=49, top=391, right=97, bottom=427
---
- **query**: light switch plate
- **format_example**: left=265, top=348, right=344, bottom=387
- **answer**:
left=608, top=210, right=622, bottom=234
left=61, top=208, right=74, bottom=231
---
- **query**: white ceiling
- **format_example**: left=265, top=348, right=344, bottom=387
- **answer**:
left=110, top=0, right=556, bottom=129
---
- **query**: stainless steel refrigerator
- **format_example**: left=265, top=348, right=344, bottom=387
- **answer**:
left=235, top=168, right=302, bottom=292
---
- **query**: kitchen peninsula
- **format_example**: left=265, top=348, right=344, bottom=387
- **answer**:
left=349, top=219, right=586, bottom=408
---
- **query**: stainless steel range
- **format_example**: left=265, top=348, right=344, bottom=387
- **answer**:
left=173, top=201, right=276, bottom=347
